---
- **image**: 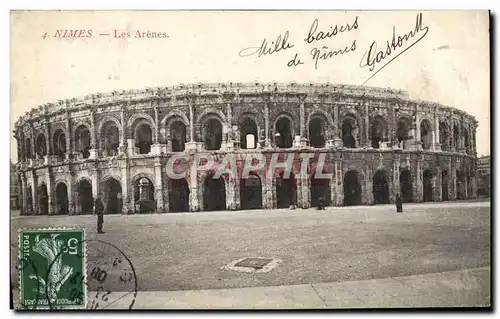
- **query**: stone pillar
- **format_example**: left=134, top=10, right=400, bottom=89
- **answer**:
left=263, top=172, right=274, bottom=209
left=333, top=105, right=342, bottom=148
left=363, top=166, right=373, bottom=205
left=333, top=160, right=343, bottom=206
left=298, top=176, right=310, bottom=209
left=89, top=111, right=98, bottom=159
left=189, top=102, right=194, bottom=142
left=20, top=174, right=28, bottom=215
left=464, top=175, right=468, bottom=199
left=449, top=115, right=455, bottom=152
left=65, top=112, right=72, bottom=159
left=364, top=104, right=370, bottom=148
left=67, top=171, right=75, bottom=215
left=46, top=168, right=55, bottom=215
left=434, top=166, right=441, bottom=201
left=433, top=114, right=441, bottom=151
left=299, top=101, right=305, bottom=139
left=415, top=159, right=423, bottom=202
left=154, top=106, right=160, bottom=144
left=264, top=102, right=270, bottom=148
left=415, top=113, right=422, bottom=151
left=226, top=177, right=238, bottom=210
left=389, top=104, right=395, bottom=147
left=31, top=172, right=39, bottom=215
left=30, top=123, right=36, bottom=161
left=188, top=158, right=199, bottom=211
left=154, top=158, right=165, bottom=213
left=458, top=122, right=464, bottom=151
left=392, top=158, right=401, bottom=200
left=120, top=161, right=131, bottom=214
left=44, top=120, right=52, bottom=157
left=120, top=107, right=127, bottom=154
left=451, top=160, right=457, bottom=200
left=91, top=168, right=100, bottom=201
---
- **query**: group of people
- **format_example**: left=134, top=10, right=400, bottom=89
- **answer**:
left=316, top=194, right=404, bottom=213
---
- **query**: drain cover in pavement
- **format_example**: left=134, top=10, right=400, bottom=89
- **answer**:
left=221, top=257, right=282, bottom=273
left=234, top=257, right=272, bottom=269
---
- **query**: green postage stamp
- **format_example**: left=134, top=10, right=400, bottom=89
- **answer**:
left=18, top=228, right=86, bottom=309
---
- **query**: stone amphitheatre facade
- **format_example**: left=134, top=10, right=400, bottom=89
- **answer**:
left=13, top=82, right=478, bottom=216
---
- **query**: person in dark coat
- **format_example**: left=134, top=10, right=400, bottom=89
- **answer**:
left=94, top=195, right=105, bottom=233
left=395, top=193, right=403, bottom=213
left=316, top=196, right=325, bottom=210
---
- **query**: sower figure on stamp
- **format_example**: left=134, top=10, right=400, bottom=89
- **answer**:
left=94, top=194, right=105, bottom=233
left=395, top=193, right=403, bottom=213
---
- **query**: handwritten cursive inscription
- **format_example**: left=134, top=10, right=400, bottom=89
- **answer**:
left=238, top=31, right=294, bottom=58
left=311, top=41, right=357, bottom=70
left=360, top=13, right=429, bottom=84
left=304, top=16, right=359, bottom=44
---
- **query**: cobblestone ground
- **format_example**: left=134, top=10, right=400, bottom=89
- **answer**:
left=11, top=201, right=490, bottom=292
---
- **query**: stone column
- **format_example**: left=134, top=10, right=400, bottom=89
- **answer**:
left=451, top=159, right=457, bottom=200
left=458, top=122, right=464, bottom=151
left=188, top=157, right=199, bottom=211
left=30, top=123, right=36, bottom=161
left=189, top=102, right=194, bottom=142
left=120, top=160, right=131, bottom=214
left=44, top=120, right=52, bottom=157
left=433, top=114, right=441, bottom=151
left=434, top=166, right=441, bottom=201
left=392, top=158, right=401, bottom=200
left=91, top=168, right=100, bottom=202
left=31, top=172, right=38, bottom=215
left=120, top=106, right=127, bottom=154
left=298, top=176, right=310, bottom=209
left=389, top=104, right=395, bottom=147
left=415, top=159, right=423, bottom=202
left=333, top=105, right=342, bottom=148
left=226, top=177, right=238, bottom=210
left=363, top=165, right=373, bottom=205
left=464, top=175, right=468, bottom=199
left=46, top=168, right=55, bottom=215
left=299, top=101, right=305, bottom=138
left=154, top=158, right=165, bottom=213
left=449, top=114, right=455, bottom=152
left=415, top=113, right=422, bottom=151
left=364, top=104, right=370, bottom=148
left=65, top=112, right=72, bottom=159
left=20, top=174, right=28, bottom=215
left=67, top=171, right=75, bottom=215
left=264, top=102, right=270, bottom=148
left=154, top=106, right=160, bottom=144
left=334, top=160, right=343, bottom=206
left=89, top=111, right=98, bottom=159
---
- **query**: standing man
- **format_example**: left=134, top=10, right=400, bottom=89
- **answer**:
left=94, top=194, right=105, bottom=233
left=395, top=193, right=403, bottom=213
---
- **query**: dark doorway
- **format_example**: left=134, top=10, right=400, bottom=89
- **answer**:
left=276, top=171, right=296, bottom=208
left=420, top=120, right=432, bottom=150
left=240, top=174, right=262, bottom=210
left=36, top=134, right=47, bottom=158
left=399, top=169, right=413, bottom=203
left=75, top=125, right=91, bottom=159
left=240, top=118, right=258, bottom=149
left=275, top=117, right=293, bottom=149
left=342, top=119, right=356, bottom=148
left=77, top=180, right=93, bottom=214
left=102, top=123, right=120, bottom=156
left=104, top=178, right=122, bottom=214
left=370, top=117, right=387, bottom=149
left=439, top=122, right=450, bottom=151
left=38, top=183, right=49, bottom=215
left=442, top=170, right=449, bottom=201
left=25, top=138, right=32, bottom=159
left=423, top=169, right=434, bottom=202
left=457, top=170, right=465, bottom=200
left=311, top=175, right=331, bottom=207
left=171, top=121, right=187, bottom=152
left=309, top=118, right=326, bottom=148
left=55, top=183, right=68, bottom=215
left=135, top=124, right=153, bottom=154
left=203, top=173, right=226, bottom=211
left=169, top=178, right=190, bottom=212
left=343, top=170, right=361, bottom=206
left=373, top=170, right=389, bottom=204
left=396, top=118, right=410, bottom=146
left=53, top=129, right=66, bottom=160
left=204, top=119, right=223, bottom=151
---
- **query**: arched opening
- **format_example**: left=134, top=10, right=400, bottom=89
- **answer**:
left=420, top=119, right=432, bottom=150
left=370, top=116, right=387, bottom=149
left=399, top=168, right=413, bottom=203
left=25, top=138, right=32, bottom=159
left=170, top=121, right=187, bottom=152
left=203, top=172, right=226, bottom=211
left=441, top=170, right=449, bottom=201
left=309, top=117, right=326, bottom=148
left=203, top=118, right=223, bottom=151
left=36, top=134, right=47, bottom=158
left=373, top=170, right=389, bottom=204
left=276, top=171, right=296, bottom=208
left=134, top=177, right=155, bottom=213
left=135, top=123, right=153, bottom=154
left=102, top=122, right=120, bottom=156
left=453, top=124, right=460, bottom=149
left=423, top=169, right=434, bottom=202
left=344, top=170, right=361, bottom=206
left=169, top=178, right=190, bottom=212
left=75, top=125, right=91, bottom=159
left=240, top=118, right=258, bottom=150
left=38, top=183, right=49, bottom=215
left=275, top=117, right=293, bottom=149
left=103, top=178, right=122, bottom=214
left=463, top=127, right=470, bottom=152
left=55, top=182, right=68, bottom=215
left=76, top=179, right=93, bottom=214
left=396, top=118, right=411, bottom=148
left=342, top=118, right=357, bottom=148
left=240, top=173, right=262, bottom=210
left=457, top=170, right=465, bottom=200
left=310, top=174, right=331, bottom=207
left=52, top=129, right=66, bottom=160
left=439, top=122, right=450, bottom=151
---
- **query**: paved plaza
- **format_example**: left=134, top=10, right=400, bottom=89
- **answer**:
left=11, top=200, right=490, bottom=308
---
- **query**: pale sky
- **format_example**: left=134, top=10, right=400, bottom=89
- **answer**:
left=10, top=10, right=490, bottom=162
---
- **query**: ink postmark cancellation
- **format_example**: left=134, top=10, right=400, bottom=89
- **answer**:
left=18, top=228, right=86, bottom=309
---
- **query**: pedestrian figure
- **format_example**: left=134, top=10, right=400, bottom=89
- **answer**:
left=94, top=195, right=105, bottom=233
left=316, top=196, right=325, bottom=210
left=395, top=193, right=403, bottom=213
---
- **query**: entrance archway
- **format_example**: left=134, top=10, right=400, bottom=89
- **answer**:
left=275, top=117, right=293, bottom=149
left=342, top=118, right=357, bottom=148
left=75, top=125, right=91, bottom=159
left=101, top=122, right=120, bottom=156
left=420, top=119, right=432, bottom=150
left=399, top=169, right=413, bottom=203
left=343, top=170, right=361, bottom=206
left=135, top=123, right=153, bottom=154
left=441, top=170, right=449, bottom=201
left=396, top=117, right=411, bottom=148
left=38, top=183, right=49, bottom=215
left=276, top=171, right=296, bottom=208
left=310, top=174, right=331, bottom=207
left=170, top=121, right=187, bottom=152
left=439, top=122, right=450, bottom=151
left=423, top=169, right=434, bottom=202
left=36, top=134, right=47, bottom=158
left=55, top=182, right=68, bottom=214
left=240, top=118, right=258, bottom=149
left=309, top=117, right=326, bottom=148
left=169, top=178, right=190, bottom=212
left=203, top=118, right=223, bottom=151
left=133, top=177, right=155, bottom=213
left=103, top=178, right=122, bottom=214
left=77, top=179, right=93, bottom=214
left=240, top=173, right=262, bottom=210
left=52, top=129, right=66, bottom=160
left=370, top=116, right=388, bottom=149
left=203, top=172, right=226, bottom=211
left=373, top=170, right=389, bottom=204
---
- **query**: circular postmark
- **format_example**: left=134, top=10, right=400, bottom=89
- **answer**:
left=46, top=239, right=138, bottom=310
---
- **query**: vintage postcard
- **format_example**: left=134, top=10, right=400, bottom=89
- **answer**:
left=10, top=10, right=491, bottom=310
